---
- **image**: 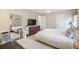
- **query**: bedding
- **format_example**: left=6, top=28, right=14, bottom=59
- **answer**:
left=34, top=28, right=76, bottom=49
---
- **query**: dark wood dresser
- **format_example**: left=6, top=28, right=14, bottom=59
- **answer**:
left=29, top=25, right=40, bottom=35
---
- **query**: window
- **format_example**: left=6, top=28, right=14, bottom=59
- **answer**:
left=74, top=15, right=77, bottom=27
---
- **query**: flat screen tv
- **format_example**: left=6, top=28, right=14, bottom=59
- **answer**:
left=28, top=19, right=36, bottom=26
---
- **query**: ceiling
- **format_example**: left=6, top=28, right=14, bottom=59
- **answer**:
left=29, top=9, right=71, bottom=14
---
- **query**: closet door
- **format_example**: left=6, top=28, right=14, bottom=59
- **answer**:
left=38, top=16, right=46, bottom=30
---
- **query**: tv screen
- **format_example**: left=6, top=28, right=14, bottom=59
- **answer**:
left=28, top=19, right=36, bottom=26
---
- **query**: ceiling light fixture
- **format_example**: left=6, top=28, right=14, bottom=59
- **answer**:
left=46, top=10, right=51, bottom=13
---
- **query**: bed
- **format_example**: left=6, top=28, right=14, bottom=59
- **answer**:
left=33, top=28, right=79, bottom=49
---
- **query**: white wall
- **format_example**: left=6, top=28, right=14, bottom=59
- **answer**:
left=46, top=13, right=56, bottom=28
left=0, top=10, right=10, bottom=32
left=45, top=10, right=74, bottom=30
